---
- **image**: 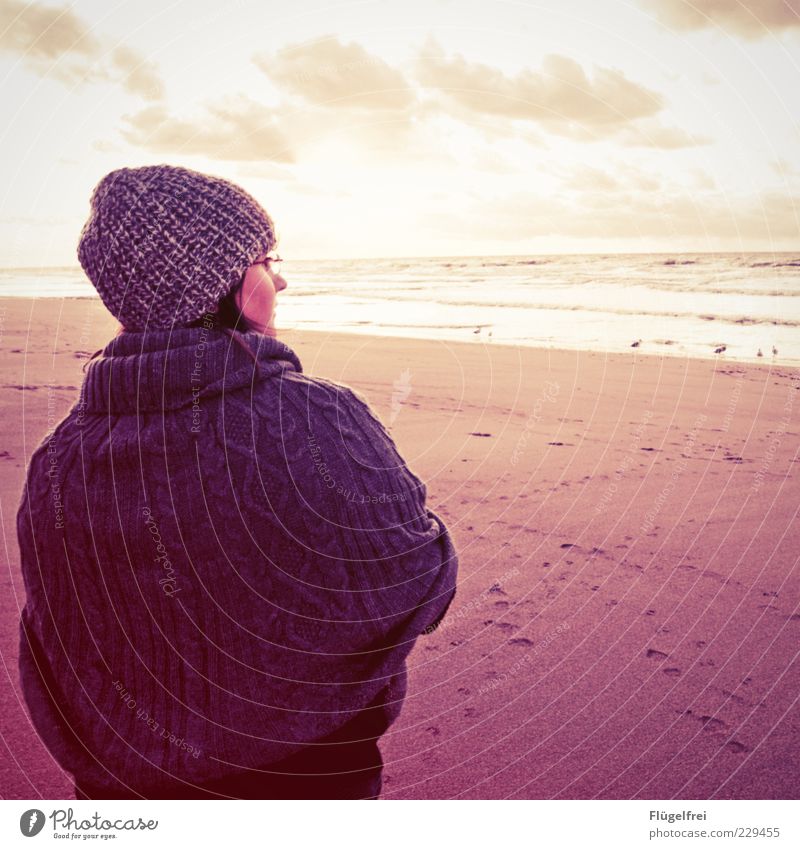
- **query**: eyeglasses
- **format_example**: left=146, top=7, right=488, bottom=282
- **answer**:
left=256, top=254, right=283, bottom=273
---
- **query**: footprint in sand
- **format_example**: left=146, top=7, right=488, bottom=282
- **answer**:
left=699, top=715, right=727, bottom=732
left=425, top=726, right=440, bottom=737
left=663, top=668, right=681, bottom=677
left=720, top=688, right=747, bottom=705
left=681, top=711, right=748, bottom=751
left=509, top=637, right=534, bottom=646
left=646, top=648, right=669, bottom=660
left=494, top=600, right=510, bottom=609
left=494, top=622, right=518, bottom=633
left=682, top=709, right=723, bottom=729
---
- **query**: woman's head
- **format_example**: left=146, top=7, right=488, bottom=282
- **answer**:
left=77, top=164, right=277, bottom=332
left=204, top=251, right=288, bottom=336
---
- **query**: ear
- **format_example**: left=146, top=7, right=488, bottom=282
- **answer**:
left=234, top=271, right=255, bottom=311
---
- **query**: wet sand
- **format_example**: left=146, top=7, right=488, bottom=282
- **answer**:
left=1, top=296, right=798, bottom=799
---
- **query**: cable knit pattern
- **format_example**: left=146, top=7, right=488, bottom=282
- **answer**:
left=17, top=327, right=458, bottom=794
left=77, top=165, right=276, bottom=331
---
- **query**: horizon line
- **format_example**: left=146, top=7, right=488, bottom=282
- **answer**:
left=2, top=247, right=799, bottom=271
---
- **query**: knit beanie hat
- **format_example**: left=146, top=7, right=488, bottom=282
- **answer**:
left=77, top=165, right=276, bottom=330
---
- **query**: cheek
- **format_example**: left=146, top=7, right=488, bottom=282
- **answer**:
left=258, top=282, right=277, bottom=314
left=239, top=270, right=277, bottom=314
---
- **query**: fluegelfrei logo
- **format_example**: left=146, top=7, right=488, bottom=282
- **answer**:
left=19, top=809, right=45, bottom=837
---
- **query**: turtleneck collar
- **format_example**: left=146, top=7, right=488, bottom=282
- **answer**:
left=78, top=327, right=303, bottom=415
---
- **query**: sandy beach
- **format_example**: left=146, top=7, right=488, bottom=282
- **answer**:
left=1, top=295, right=798, bottom=800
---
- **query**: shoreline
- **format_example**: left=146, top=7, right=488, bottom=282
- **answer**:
left=1, top=296, right=798, bottom=799
left=1, top=295, right=796, bottom=370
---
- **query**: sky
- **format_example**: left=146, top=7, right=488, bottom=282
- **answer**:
left=0, top=0, right=798, bottom=263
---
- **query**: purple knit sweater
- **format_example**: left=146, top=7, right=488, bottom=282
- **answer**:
left=17, top=327, right=458, bottom=793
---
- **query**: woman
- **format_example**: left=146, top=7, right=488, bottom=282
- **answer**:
left=17, top=165, right=458, bottom=800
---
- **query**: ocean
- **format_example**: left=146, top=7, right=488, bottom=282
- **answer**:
left=2, top=252, right=798, bottom=364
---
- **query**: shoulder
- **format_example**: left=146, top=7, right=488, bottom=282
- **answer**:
left=279, top=372, right=394, bottom=444
left=278, top=372, right=427, bottom=501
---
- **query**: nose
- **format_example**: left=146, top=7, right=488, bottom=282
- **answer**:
left=275, top=271, right=288, bottom=292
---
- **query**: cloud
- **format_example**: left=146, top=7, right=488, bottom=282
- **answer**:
left=255, top=36, right=415, bottom=110
left=0, top=0, right=97, bottom=62
left=649, top=0, right=800, bottom=38
left=121, top=98, right=293, bottom=162
left=111, top=46, right=164, bottom=100
left=415, top=40, right=663, bottom=138
left=771, top=157, right=800, bottom=178
left=563, top=166, right=622, bottom=192
left=619, top=120, right=711, bottom=148
left=437, top=187, right=799, bottom=244
left=558, top=162, right=666, bottom=194
left=0, top=0, right=163, bottom=97
left=255, top=36, right=703, bottom=154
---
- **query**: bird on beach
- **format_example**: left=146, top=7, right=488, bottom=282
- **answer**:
left=772, top=346, right=778, bottom=356
left=714, top=345, right=726, bottom=354
left=757, top=348, right=763, bottom=357
left=631, top=339, right=641, bottom=348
